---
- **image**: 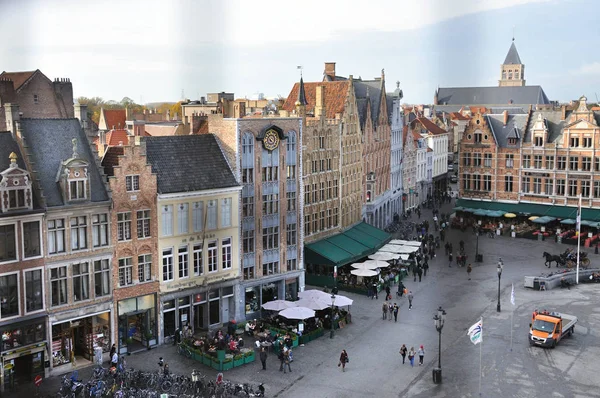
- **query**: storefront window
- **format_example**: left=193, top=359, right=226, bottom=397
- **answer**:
left=118, top=295, right=156, bottom=350
left=193, top=294, right=206, bottom=330
left=209, top=300, right=220, bottom=325
left=261, top=283, right=277, bottom=306
left=285, top=279, right=298, bottom=301
left=51, top=324, right=72, bottom=366
left=1, top=321, right=45, bottom=352
left=163, top=311, right=175, bottom=338
left=245, top=286, right=260, bottom=314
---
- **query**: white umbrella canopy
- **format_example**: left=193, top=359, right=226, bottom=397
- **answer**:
left=295, top=298, right=331, bottom=311
left=368, top=252, right=397, bottom=261
left=362, top=260, right=390, bottom=269
left=379, top=244, right=418, bottom=254
left=261, top=300, right=297, bottom=311
left=350, top=268, right=379, bottom=277
left=279, top=306, right=315, bottom=320
left=351, top=262, right=379, bottom=270
left=390, top=239, right=422, bottom=247
left=298, top=289, right=332, bottom=300
left=331, top=295, right=353, bottom=306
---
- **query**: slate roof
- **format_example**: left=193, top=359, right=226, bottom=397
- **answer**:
left=102, top=109, right=126, bottom=130
left=503, top=42, right=522, bottom=65
left=282, top=81, right=349, bottom=119
left=144, top=134, right=238, bottom=194
left=436, top=86, right=550, bottom=106
left=484, top=113, right=529, bottom=148
left=523, top=109, right=568, bottom=144
left=0, top=70, right=39, bottom=90
left=353, top=79, right=387, bottom=127
left=18, top=118, right=110, bottom=207
left=101, top=146, right=125, bottom=177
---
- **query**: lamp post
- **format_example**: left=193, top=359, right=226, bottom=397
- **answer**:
left=330, top=294, right=336, bottom=339
left=475, top=226, right=480, bottom=262
left=432, top=306, right=446, bottom=384
left=497, top=258, right=503, bottom=312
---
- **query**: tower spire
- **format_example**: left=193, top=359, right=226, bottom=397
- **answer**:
left=296, top=76, right=308, bottom=107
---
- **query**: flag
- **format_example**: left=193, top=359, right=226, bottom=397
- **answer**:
left=467, top=319, right=482, bottom=345
left=510, top=283, right=515, bottom=306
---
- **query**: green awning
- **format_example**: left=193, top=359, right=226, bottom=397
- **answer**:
left=455, top=199, right=592, bottom=219
left=304, top=222, right=391, bottom=267
left=544, top=206, right=576, bottom=219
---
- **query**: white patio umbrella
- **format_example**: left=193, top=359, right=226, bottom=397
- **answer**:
left=261, top=300, right=297, bottom=311
left=390, top=239, right=422, bottom=247
left=295, top=297, right=331, bottom=311
left=368, top=252, right=397, bottom=261
left=362, top=260, right=390, bottom=269
left=298, top=290, right=353, bottom=307
left=351, top=262, right=380, bottom=270
left=279, top=306, right=315, bottom=320
left=331, top=295, right=353, bottom=306
left=350, top=268, right=379, bottom=277
left=379, top=244, right=418, bottom=254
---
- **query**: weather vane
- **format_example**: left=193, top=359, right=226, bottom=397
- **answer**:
left=297, top=65, right=303, bottom=78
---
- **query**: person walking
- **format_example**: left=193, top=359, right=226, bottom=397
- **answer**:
left=110, top=350, right=119, bottom=368
left=423, top=260, right=429, bottom=277
left=109, top=344, right=116, bottom=365
left=408, top=347, right=416, bottom=367
left=448, top=251, right=453, bottom=267
left=467, top=263, right=472, bottom=280
left=388, top=302, right=394, bottom=321
left=407, top=291, right=414, bottom=310
left=393, top=303, right=399, bottom=322
left=399, top=344, right=407, bottom=364
left=259, top=346, right=267, bottom=370
left=418, top=345, right=425, bottom=366
left=283, top=347, right=292, bottom=373
left=417, top=266, right=423, bottom=282
left=338, top=349, right=349, bottom=372
left=382, top=302, right=388, bottom=320
left=278, top=349, right=285, bottom=372
left=385, top=285, right=391, bottom=301
left=372, top=282, right=378, bottom=300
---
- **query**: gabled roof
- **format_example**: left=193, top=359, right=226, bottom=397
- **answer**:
left=101, top=109, right=126, bottom=130
left=449, top=112, right=470, bottom=121
left=282, top=81, right=349, bottom=119
left=0, top=70, right=40, bottom=90
left=101, top=146, right=125, bottom=177
left=18, top=118, right=110, bottom=207
left=437, top=86, right=550, bottom=106
left=504, top=41, right=522, bottom=65
left=144, top=134, right=239, bottom=194
left=353, top=79, right=385, bottom=127
left=523, top=110, right=567, bottom=144
left=105, top=129, right=130, bottom=146
left=484, top=113, right=529, bottom=147
left=413, top=117, right=447, bottom=135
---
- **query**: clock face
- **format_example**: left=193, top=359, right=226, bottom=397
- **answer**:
left=263, top=129, right=280, bottom=151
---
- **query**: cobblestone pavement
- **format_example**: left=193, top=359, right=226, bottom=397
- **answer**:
left=11, top=195, right=600, bottom=398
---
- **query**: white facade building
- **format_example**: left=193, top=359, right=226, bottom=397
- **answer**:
left=388, top=83, right=404, bottom=218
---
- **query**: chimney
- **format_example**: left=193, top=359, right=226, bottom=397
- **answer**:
left=315, top=85, right=325, bottom=118
left=132, top=120, right=146, bottom=137
left=125, top=107, right=130, bottom=120
left=324, top=62, right=336, bottom=80
left=74, top=103, right=88, bottom=130
left=0, top=79, right=16, bottom=104
left=503, top=110, right=509, bottom=126
left=561, top=105, right=566, bottom=121
left=4, top=103, right=20, bottom=134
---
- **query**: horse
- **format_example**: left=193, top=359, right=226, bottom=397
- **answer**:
left=543, top=252, right=563, bottom=268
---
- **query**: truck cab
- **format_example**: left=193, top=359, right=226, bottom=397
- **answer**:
left=529, top=310, right=577, bottom=348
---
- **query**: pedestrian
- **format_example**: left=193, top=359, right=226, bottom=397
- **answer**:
left=110, top=350, right=118, bottom=368
left=388, top=302, right=394, bottom=321
left=418, top=345, right=425, bottom=366
left=417, top=267, right=423, bottom=282
left=412, top=264, right=418, bottom=282
left=259, top=346, right=267, bottom=370
left=283, top=347, right=292, bottom=373
left=408, top=347, right=416, bottom=367
left=399, top=344, right=407, bottom=364
left=448, top=251, right=453, bottom=267
left=338, top=349, right=349, bottom=372
left=278, top=349, right=285, bottom=371
left=382, top=302, right=388, bottom=320
left=467, top=263, right=472, bottom=280
left=423, top=260, right=429, bottom=277
left=393, top=303, right=399, bottom=322
left=385, top=285, right=391, bottom=301
left=109, top=344, right=116, bottom=364
left=407, top=291, right=414, bottom=310
left=372, top=282, right=378, bottom=300
left=163, top=363, right=170, bottom=376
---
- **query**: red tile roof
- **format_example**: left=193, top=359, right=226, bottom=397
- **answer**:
left=282, top=81, right=350, bottom=119
left=0, top=70, right=38, bottom=90
left=450, top=112, right=470, bottom=121
left=414, top=117, right=447, bottom=135
left=105, top=129, right=129, bottom=146
left=103, top=109, right=126, bottom=130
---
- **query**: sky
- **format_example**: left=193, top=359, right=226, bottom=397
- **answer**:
left=1, top=0, right=599, bottom=105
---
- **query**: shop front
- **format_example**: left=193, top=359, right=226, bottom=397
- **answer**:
left=117, top=294, right=157, bottom=354
left=50, top=311, right=111, bottom=375
left=0, top=317, right=47, bottom=392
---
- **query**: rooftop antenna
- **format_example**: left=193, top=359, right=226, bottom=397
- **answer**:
left=297, top=65, right=303, bottom=78
left=595, top=92, right=599, bottom=104
left=181, top=89, right=185, bottom=101
left=512, top=26, right=515, bottom=41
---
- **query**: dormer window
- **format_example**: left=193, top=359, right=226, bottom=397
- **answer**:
left=69, top=179, right=86, bottom=200
left=58, top=139, right=90, bottom=203
left=508, top=138, right=517, bottom=145
left=1, top=152, right=33, bottom=213
left=534, top=136, right=544, bottom=147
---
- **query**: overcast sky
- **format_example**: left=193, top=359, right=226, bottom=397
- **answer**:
left=1, top=0, right=598, bottom=105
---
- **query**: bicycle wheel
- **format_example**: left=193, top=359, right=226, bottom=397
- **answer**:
left=170, top=383, right=181, bottom=395
left=583, top=258, right=591, bottom=268
left=160, top=380, right=172, bottom=392
left=185, top=348, right=192, bottom=358
left=146, top=377, right=157, bottom=390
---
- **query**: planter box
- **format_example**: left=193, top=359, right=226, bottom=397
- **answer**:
left=192, top=352, right=202, bottom=362
left=211, top=360, right=222, bottom=371
left=148, top=339, right=157, bottom=347
left=233, top=358, right=244, bottom=367
left=291, top=338, right=299, bottom=348
left=222, top=361, right=233, bottom=371
left=202, top=355, right=212, bottom=366
left=244, top=353, right=255, bottom=364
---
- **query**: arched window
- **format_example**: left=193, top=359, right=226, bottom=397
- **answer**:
left=287, top=131, right=296, bottom=153
left=242, top=132, right=254, bottom=155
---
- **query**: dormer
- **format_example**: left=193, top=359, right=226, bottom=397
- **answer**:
left=0, top=152, right=33, bottom=212
left=56, top=138, right=90, bottom=203
left=531, top=113, right=548, bottom=147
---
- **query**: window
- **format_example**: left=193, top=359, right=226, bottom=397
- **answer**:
left=118, top=258, right=133, bottom=287
left=582, top=180, right=591, bottom=197
left=117, top=212, right=132, bottom=241
left=596, top=158, right=600, bottom=172
left=262, top=194, right=279, bottom=215
left=568, top=180, right=577, bottom=197
left=483, top=175, right=492, bottom=191
left=33, top=94, right=38, bottom=104
left=192, top=201, right=204, bottom=232
left=594, top=181, right=600, bottom=198
left=320, top=210, right=325, bottom=230
left=70, top=216, right=87, bottom=250
left=0, top=274, right=19, bottom=318
left=473, top=153, right=481, bottom=167
left=505, top=154, right=513, bottom=168
left=521, top=176, right=530, bottom=193
left=474, top=132, right=482, bottom=143
left=305, top=215, right=311, bottom=236
left=327, top=181, right=333, bottom=199
left=262, top=262, right=279, bottom=276
left=463, top=153, right=472, bottom=166
left=286, top=191, right=296, bottom=211
left=534, top=136, right=543, bottom=147
left=569, top=156, right=579, bottom=171
left=161, top=205, right=173, bottom=236
left=312, top=183, right=317, bottom=203
left=92, top=214, right=109, bottom=247
left=243, top=266, right=255, bottom=280
left=262, top=226, right=279, bottom=250
left=533, top=155, right=542, bottom=169
left=556, top=179, right=566, bottom=196
left=69, top=180, right=86, bottom=200
left=242, top=168, right=253, bottom=184
left=193, top=244, right=203, bottom=276
left=582, top=157, right=592, bottom=171
left=7, top=189, right=26, bottom=209
left=545, top=179, right=553, bottom=195
left=569, top=136, right=580, bottom=147
left=162, top=248, right=174, bottom=281
left=505, top=176, right=513, bottom=192
left=286, top=223, right=297, bottom=246
left=327, top=159, right=332, bottom=170
left=320, top=182, right=325, bottom=201
left=207, top=200, right=217, bottom=230
left=287, top=259, right=297, bottom=271
left=286, top=165, right=296, bottom=179
left=178, top=246, right=189, bottom=278
left=319, top=136, right=325, bottom=149
left=311, top=160, right=317, bottom=173
left=21, top=221, right=40, bottom=258
left=545, top=156, right=554, bottom=169
left=557, top=156, right=566, bottom=170
left=320, top=159, right=325, bottom=172
left=507, top=138, right=517, bottom=145
left=333, top=180, right=338, bottom=197
left=583, top=137, right=593, bottom=148
left=327, top=209, right=333, bottom=228
left=50, top=267, right=68, bottom=307
left=242, top=197, right=254, bottom=218
left=222, top=238, right=232, bottom=270
left=473, top=175, right=481, bottom=191
left=208, top=241, right=218, bottom=273
left=262, top=166, right=278, bottom=181
left=94, top=259, right=110, bottom=297
left=138, top=254, right=152, bottom=282
left=304, top=185, right=310, bottom=205
left=25, top=269, right=43, bottom=312
left=221, top=198, right=232, bottom=227
left=125, top=175, right=140, bottom=192
left=522, top=155, right=531, bottom=169
left=136, top=210, right=151, bottom=238
left=533, top=178, right=542, bottom=194
left=177, top=203, right=189, bottom=234
left=483, top=153, right=492, bottom=167
left=73, top=262, right=90, bottom=301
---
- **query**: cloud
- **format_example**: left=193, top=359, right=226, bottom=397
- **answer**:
left=571, top=62, right=600, bottom=76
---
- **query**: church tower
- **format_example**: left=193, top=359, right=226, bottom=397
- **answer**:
left=499, top=39, right=525, bottom=87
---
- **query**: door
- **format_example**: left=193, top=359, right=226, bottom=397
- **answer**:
left=221, top=298, right=229, bottom=323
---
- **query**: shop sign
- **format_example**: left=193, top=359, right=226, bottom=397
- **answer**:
left=181, top=314, right=188, bottom=323
left=2, top=342, right=46, bottom=357
left=34, top=375, right=42, bottom=387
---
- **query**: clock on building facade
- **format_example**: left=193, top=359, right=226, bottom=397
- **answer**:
left=263, top=128, right=280, bottom=151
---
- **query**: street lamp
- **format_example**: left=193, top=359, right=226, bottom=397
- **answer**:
left=330, top=294, right=336, bottom=339
left=432, top=306, right=446, bottom=384
left=497, top=258, right=503, bottom=312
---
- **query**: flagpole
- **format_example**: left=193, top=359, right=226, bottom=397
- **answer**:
left=510, top=283, right=515, bottom=352
left=576, top=194, right=582, bottom=284
left=479, top=316, right=483, bottom=396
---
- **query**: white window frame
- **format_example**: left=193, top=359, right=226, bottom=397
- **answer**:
left=161, top=205, right=173, bottom=237
left=72, top=262, right=91, bottom=301
left=50, top=266, right=68, bottom=307
left=136, top=210, right=151, bottom=239
left=70, top=216, right=88, bottom=251
left=92, top=213, right=109, bottom=247
left=117, top=212, right=132, bottom=241
left=0, top=272, right=20, bottom=320
left=222, top=238, right=232, bottom=270
left=193, top=243, right=203, bottom=276
left=69, top=179, right=87, bottom=201
left=207, top=200, right=217, bottom=230
left=192, top=201, right=204, bottom=232
left=118, top=257, right=134, bottom=287
left=207, top=240, right=218, bottom=273
left=24, top=267, right=45, bottom=314
left=94, top=259, right=111, bottom=297
left=177, top=203, right=189, bottom=234
left=138, top=254, right=152, bottom=282
left=178, top=245, right=189, bottom=279
left=0, top=222, right=18, bottom=264
left=125, top=175, right=140, bottom=192
left=162, top=248, right=174, bottom=282
left=47, top=219, right=66, bottom=255
left=221, top=198, right=232, bottom=228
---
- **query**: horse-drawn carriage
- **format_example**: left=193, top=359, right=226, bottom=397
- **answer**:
left=543, top=248, right=591, bottom=269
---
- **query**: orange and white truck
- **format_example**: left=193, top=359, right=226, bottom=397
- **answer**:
left=529, top=310, right=577, bottom=348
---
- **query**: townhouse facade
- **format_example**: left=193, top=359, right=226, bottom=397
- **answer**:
left=402, top=125, right=418, bottom=210
left=389, top=82, right=404, bottom=218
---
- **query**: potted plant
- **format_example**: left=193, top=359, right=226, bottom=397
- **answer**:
left=202, top=352, right=212, bottom=366
left=211, top=357, right=222, bottom=370
left=233, top=354, right=245, bottom=367
left=243, top=349, right=255, bottom=364
left=145, top=332, right=157, bottom=348
left=222, top=357, right=233, bottom=371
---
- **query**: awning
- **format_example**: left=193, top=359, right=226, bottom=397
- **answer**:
left=304, top=222, right=391, bottom=267
left=455, top=199, right=600, bottom=220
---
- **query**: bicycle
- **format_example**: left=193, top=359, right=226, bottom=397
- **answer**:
left=163, top=335, right=174, bottom=345
left=177, top=342, right=192, bottom=358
